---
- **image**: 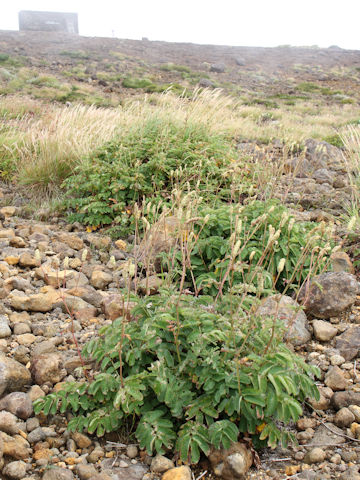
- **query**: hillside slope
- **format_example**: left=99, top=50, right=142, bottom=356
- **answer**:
left=0, top=30, right=360, bottom=104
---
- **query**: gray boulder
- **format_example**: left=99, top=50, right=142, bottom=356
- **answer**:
left=234, top=57, right=246, bottom=66
left=335, top=325, right=360, bottom=361
left=198, top=78, right=215, bottom=88
left=256, top=295, right=311, bottom=345
left=210, top=63, right=225, bottom=73
left=2, top=460, right=27, bottom=479
left=0, top=392, right=33, bottom=419
left=0, top=353, right=31, bottom=396
left=297, top=272, right=359, bottom=319
left=30, top=353, right=66, bottom=386
left=0, top=315, right=11, bottom=338
left=42, top=467, right=74, bottom=480
left=312, top=168, right=335, bottom=185
left=312, top=320, right=337, bottom=342
left=309, top=423, right=346, bottom=446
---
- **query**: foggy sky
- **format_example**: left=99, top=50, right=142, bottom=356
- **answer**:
left=1, top=0, right=359, bottom=50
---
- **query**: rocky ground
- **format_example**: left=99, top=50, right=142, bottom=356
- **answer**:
left=1, top=30, right=360, bottom=100
left=0, top=139, right=359, bottom=480
left=239, top=137, right=352, bottom=217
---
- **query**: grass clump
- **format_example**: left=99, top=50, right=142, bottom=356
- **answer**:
left=0, top=54, right=26, bottom=67
left=340, top=125, right=360, bottom=228
left=0, top=95, right=42, bottom=118
left=0, top=130, right=21, bottom=180
left=15, top=104, right=125, bottom=196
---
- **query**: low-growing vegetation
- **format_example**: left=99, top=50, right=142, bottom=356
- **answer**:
left=34, top=292, right=320, bottom=462
left=159, top=63, right=192, bottom=73
left=63, top=117, right=243, bottom=228
left=122, top=76, right=154, bottom=89
left=60, top=50, right=91, bottom=60
left=2, top=35, right=360, bottom=475
left=340, top=125, right=360, bottom=228
left=170, top=200, right=333, bottom=296
left=1, top=89, right=359, bottom=194
left=34, top=189, right=336, bottom=462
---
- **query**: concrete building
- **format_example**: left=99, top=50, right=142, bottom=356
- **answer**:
left=18, top=11, right=79, bottom=34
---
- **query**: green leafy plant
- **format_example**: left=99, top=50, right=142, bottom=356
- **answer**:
left=63, top=118, right=245, bottom=228
left=34, top=293, right=320, bottom=463
left=169, top=200, right=333, bottom=295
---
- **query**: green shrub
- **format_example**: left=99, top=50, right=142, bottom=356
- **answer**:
left=122, top=77, right=154, bottom=89
left=0, top=55, right=26, bottom=68
left=244, top=98, right=279, bottom=109
left=270, top=94, right=307, bottom=101
left=296, top=82, right=320, bottom=93
left=145, top=83, right=187, bottom=96
left=320, top=87, right=337, bottom=96
left=60, top=50, right=90, bottom=60
left=34, top=293, right=320, bottom=462
left=63, top=118, right=243, bottom=228
left=169, top=200, right=333, bottom=295
left=159, top=63, right=192, bottom=73
left=323, top=134, right=344, bottom=149
left=340, top=98, right=355, bottom=105
left=28, top=75, right=60, bottom=88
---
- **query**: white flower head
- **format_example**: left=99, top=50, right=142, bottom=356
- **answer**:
left=288, top=218, right=295, bottom=232
left=128, top=262, right=135, bottom=278
left=277, top=258, right=286, bottom=273
left=232, top=240, right=241, bottom=257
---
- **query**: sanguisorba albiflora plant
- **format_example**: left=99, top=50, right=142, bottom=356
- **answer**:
left=169, top=198, right=334, bottom=297
left=33, top=195, right=339, bottom=464
left=34, top=294, right=320, bottom=462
